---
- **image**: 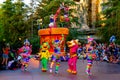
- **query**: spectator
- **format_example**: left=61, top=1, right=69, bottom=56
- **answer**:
left=1, top=43, right=10, bottom=68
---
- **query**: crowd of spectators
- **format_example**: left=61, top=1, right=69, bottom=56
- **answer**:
left=77, top=41, right=120, bottom=64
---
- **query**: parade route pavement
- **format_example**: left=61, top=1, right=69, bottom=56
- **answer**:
left=0, top=58, right=120, bottom=80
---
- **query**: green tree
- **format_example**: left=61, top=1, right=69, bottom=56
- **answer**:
left=0, top=8, right=4, bottom=39
left=97, top=0, right=120, bottom=43
left=66, top=28, right=79, bottom=41
left=0, top=0, right=30, bottom=48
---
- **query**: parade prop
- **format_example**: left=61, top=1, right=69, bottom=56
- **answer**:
left=38, top=3, right=69, bottom=55
left=38, top=28, right=69, bottom=54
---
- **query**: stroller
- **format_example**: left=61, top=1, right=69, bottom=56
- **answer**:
left=8, top=50, right=22, bottom=70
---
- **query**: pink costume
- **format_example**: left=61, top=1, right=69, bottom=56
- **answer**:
left=67, top=40, right=78, bottom=74
left=19, top=46, right=31, bottom=62
left=18, top=39, right=32, bottom=71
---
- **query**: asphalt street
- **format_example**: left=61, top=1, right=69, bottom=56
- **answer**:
left=0, top=58, right=120, bottom=80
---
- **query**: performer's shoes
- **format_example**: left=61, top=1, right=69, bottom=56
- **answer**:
left=67, top=69, right=72, bottom=73
left=24, top=68, right=28, bottom=71
left=24, top=66, right=28, bottom=71
left=55, top=70, right=58, bottom=74
left=72, top=71, right=77, bottom=75
left=49, top=69, right=52, bottom=73
left=42, top=68, right=47, bottom=72
left=42, top=70, right=47, bottom=72
left=86, top=71, right=91, bottom=76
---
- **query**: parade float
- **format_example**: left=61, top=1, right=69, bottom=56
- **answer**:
left=38, top=3, right=69, bottom=54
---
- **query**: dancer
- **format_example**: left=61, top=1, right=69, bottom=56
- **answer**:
left=49, top=38, right=64, bottom=74
left=19, top=39, right=32, bottom=71
left=38, top=42, right=50, bottom=72
left=67, top=39, right=79, bottom=75
left=85, top=38, right=96, bottom=75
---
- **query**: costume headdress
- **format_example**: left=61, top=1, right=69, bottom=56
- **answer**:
left=24, top=39, right=30, bottom=45
left=87, top=38, right=94, bottom=43
left=109, top=35, right=116, bottom=43
left=54, top=40, right=60, bottom=44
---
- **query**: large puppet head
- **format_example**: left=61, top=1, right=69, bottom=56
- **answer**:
left=54, top=40, right=61, bottom=48
left=67, top=39, right=78, bottom=48
left=41, top=42, right=49, bottom=50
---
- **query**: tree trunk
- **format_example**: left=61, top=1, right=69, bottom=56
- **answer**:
left=87, top=0, right=92, bottom=28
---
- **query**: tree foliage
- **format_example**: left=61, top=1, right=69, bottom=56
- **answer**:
left=0, top=0, right=31, bottom=49
left=97, top=0, right=120, bottom=43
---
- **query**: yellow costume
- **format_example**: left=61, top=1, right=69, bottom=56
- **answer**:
left=38, top=42, right=50, bottom=72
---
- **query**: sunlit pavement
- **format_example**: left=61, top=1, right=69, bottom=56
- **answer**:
left=0, top=58, right=120, bottom=80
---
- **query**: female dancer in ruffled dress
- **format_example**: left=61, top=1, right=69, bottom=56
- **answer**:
left=85, top=38, right=96, bottom=75
left=19, top=39, right=32, bottom=71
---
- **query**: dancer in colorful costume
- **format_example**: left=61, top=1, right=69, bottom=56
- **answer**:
left=19, top=39, right=32, bottom=71
left=49, top=36, right=64, bottom=74
left=85, top=38, right=96, bottom=75
left=38, top=42, right=50, bottom=72
left=67, top=39, right=79, bottom=75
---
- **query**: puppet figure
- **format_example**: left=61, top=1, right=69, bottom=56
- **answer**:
left=49, top=14, right=56, bottom=28
left=67, top=39, right=79, bottom=75
left=38, top=42, right=50, bottom=72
